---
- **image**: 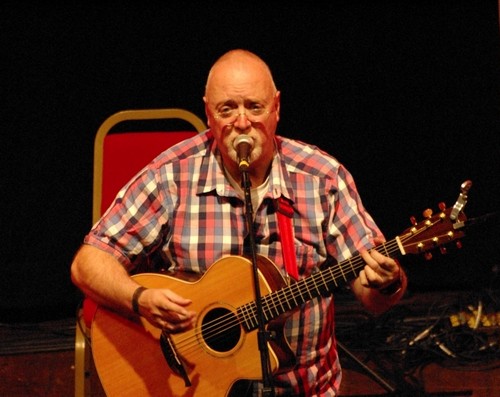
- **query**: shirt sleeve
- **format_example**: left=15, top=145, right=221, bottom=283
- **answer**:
left=326, top=164, right=383, bottom=262
left=84, top=164, right=172, bottom=272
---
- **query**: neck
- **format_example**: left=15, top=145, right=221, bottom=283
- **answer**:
left=224, top=159, right=271, bottom=188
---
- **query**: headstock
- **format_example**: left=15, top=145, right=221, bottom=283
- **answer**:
left=398, top=181, right=471, bottom=258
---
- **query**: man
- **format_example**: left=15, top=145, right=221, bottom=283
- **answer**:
left=71, top=49, right=406, bottom=396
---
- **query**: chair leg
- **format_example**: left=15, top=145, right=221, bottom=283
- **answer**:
left=74, top=309, right=91, bottom=397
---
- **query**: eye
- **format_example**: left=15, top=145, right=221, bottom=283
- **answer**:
left=218, top=106, right=235, bottom=118
left=248, top=103, right=265, bottom=115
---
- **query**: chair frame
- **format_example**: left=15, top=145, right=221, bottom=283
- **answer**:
left=75, top=107, right=207, bottom=397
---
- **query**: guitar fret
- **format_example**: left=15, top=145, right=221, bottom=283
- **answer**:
left=318, top=268, right=332, bottom=293
left=245, top=302, right=258, bottom=330
left=288, top=285, right=299, bottom=307
left=261, top=296, right=271, bottom=321
left=348, top=257, right=356, bottom=277
left=276, top=288, right=287, bottom=313
left=270, top=290, right=283, bottom=316
left=295, top=281, right=305, bottom=304
left=281, top=288, right=293, bottom=311
left=327, top=267, right=338, bottom=289
left=381, top=241, right=390, bottom=257
left=303, top=277, right=314, bottom=300
left=309, top=273, right=321, bottom=298
left=340, top=258, right=349, bottom=281
left=264, top=294, right=276, bottom=321
left=250, top=303, right=259, bottom=328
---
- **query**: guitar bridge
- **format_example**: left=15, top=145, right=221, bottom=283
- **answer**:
left=160, top=331, right=192, bottom=387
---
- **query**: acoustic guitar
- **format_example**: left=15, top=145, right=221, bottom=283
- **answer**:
left=91, top=197, right=469, bottom=396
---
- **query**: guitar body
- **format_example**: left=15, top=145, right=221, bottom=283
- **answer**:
left=91, top=255, right=292, bottom=397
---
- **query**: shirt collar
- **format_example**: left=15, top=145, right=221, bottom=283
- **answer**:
left=196, top=135, right=295, bottom=203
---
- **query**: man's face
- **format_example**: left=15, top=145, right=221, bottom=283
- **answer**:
left=203, top=61, right=280, bottom=173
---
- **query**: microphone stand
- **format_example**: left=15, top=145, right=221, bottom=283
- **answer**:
left=240, top=169, right=276, bottom=397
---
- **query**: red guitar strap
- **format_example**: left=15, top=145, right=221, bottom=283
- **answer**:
left=274, top=197, right=299, bottom=281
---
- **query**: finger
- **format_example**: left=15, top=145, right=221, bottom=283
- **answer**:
left=160, top=303, right=196, bottom=321
left=361, top=251, right=388, bottom=279
left=357, top=269, right=370, bottom=288
left=154, top=290, right=195, bottom=317
left=162, top=315, right=196, bottom=333
left=164, top=310, right=195, bottom=324
left=368, top=249, right=397, bottom=272
left=363, top=263, right=391, bottom=289
left=373, top=236, right=386, bottom=246
left=363, top=265, right=381, bottom=284
left=360, top=250, right=377, bottom=269
left=163, top=290, right=193, bottom=306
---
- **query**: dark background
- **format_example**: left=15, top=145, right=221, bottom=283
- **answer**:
left=1, top=2, right=499, bottom=322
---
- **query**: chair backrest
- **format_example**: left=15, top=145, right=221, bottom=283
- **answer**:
left=92, top=108, right=207, bottom=223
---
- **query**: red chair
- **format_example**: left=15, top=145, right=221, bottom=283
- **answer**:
left=74, top=108, right=207, bottom=397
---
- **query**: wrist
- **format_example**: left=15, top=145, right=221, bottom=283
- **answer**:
left=132, top=286, right=147, bottom=315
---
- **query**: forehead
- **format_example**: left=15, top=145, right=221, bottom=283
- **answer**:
left=206, top=59, right=275, bottom=104
left=211, top=82, right=270, bottom=106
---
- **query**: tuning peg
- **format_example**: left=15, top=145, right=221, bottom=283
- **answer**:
left=422, top=208, right=433, bottom=218
left=456, top=240, right=463, bottom=249
left=424, top=252, right=433, bottom=260
left=440, top=246, right=447, bottom=255
left=410, top=216, right=417, bottom=225
left=438, top=202, right=446, bottom=211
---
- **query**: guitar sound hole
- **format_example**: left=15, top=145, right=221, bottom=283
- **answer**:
left=201, top=307, right=241, bottom=352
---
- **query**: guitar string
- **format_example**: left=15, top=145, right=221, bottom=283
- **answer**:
left=167, top=239, right=402, bottom=356
left=168, top=219, right=446, bottom=357
left=170, top=238, right=405, bottom=356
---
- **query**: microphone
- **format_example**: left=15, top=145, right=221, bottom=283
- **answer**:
left=233, top=135, right=254, bottom=171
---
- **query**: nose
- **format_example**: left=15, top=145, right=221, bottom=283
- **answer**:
left=232, top=112, right=251, bottom=129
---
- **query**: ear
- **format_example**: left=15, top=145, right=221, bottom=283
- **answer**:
left=203, top=96, right=211, bottom=127
left=274, top=91, right=281, bottom=122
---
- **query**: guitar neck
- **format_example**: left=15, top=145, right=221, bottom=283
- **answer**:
left=238, top=238, right=402, bottom=331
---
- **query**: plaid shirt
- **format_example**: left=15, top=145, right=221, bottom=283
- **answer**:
left=85, top=130, right=382, bottom=396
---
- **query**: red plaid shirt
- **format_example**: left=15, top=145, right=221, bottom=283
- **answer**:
left=85, top=130, right=382, bottom=396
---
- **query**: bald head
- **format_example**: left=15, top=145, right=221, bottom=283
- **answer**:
left=205, top=49, right=277, bottom=100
